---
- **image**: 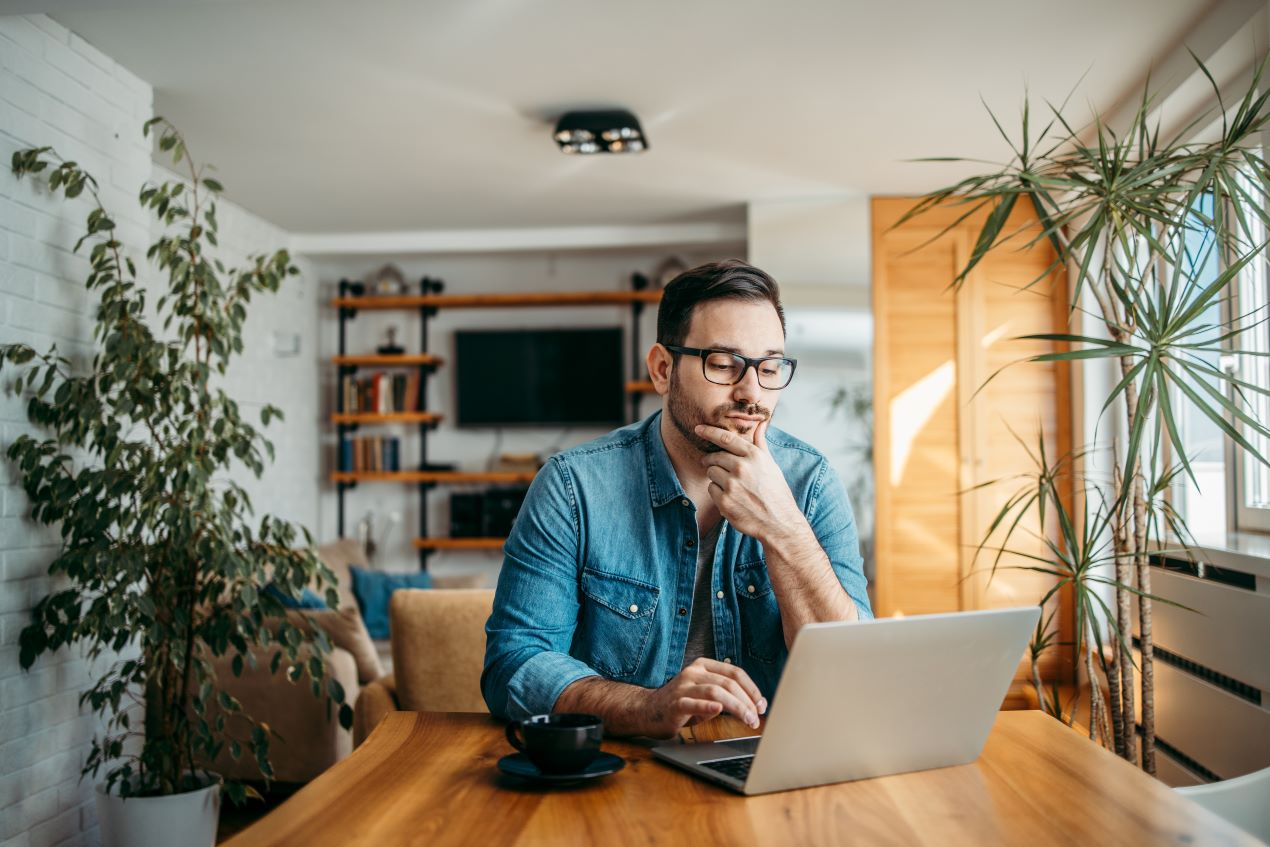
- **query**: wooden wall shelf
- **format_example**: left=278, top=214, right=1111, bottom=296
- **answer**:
left=333, top=354, right=443, bottom=367
left=331, top=291, right=662, bottom=311
left=331, top=470, right=537, bottom=485
left=413, top=537, right=506, bottom=551
left=331, top=412, right=443, bottom=425
left=625, top=380, right=656, bottom=394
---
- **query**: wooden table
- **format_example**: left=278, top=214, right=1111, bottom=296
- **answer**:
left=225, top=711, right=1258, bottom=846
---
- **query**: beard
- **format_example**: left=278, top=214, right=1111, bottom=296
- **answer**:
left=666, top=370, right=771, bottom=454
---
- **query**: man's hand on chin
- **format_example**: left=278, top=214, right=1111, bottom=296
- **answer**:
left=695, top=418, right=802, bottom=543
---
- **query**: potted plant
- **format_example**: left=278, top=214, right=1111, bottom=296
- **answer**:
left=902, top=56, right=1270, bottom=772
left=6, top=118, right=351, bottom=846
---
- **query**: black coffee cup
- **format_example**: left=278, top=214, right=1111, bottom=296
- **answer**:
left=504, top=713, right=603, bottom=774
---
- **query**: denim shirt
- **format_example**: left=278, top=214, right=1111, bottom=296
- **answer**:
left=481, top=411, right=873, bottom=721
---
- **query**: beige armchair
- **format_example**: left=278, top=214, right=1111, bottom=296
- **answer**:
left=208, top=643, right=359, bottom=783
left=354, top=588, right=495, bottom=745
left=207, top=539, right=385, bottom=784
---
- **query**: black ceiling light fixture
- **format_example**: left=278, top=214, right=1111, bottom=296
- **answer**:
left=553, top=109, right=648, bottom=154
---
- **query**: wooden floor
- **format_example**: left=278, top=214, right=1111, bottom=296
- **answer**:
left=217, top=786, right=300, bottom=844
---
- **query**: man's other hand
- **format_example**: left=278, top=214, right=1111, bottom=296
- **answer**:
left=642, top=657, right=767, bottom=738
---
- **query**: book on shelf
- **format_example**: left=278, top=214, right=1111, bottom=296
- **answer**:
left=339, top=371, right=422, bottom=414
left=338, top=435, right=402, bottom=473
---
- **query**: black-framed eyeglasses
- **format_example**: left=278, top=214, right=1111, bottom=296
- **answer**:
left=664, top=345, right=798, bottom=390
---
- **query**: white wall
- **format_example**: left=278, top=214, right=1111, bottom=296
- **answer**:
left=0, top=17, right=152, bottom=847
left=151, top=164, right=323, bottom=533
left=747, top=195, right=871, bottom=305
left=0, top=15, right=320, bottom=846
left=747, top=195, right=875, bottom=577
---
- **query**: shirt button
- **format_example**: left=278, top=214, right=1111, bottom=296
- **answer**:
left=747, top=584, right=756, bottom=594
left=715, top=590, right=724, bottom=600
left=629, top=604, right=639, bottom=614
left=681, top=498, right=691, bottom=507
left=678, top=607, right=688, bottom=616
left=723, top=657, right=733, bottom=664
left=685, top=538, right=695, bottom=549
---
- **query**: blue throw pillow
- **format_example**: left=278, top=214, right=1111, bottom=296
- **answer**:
left=264, top=583, right=330, bottom=610
left=349, top=565, right=433, bottom=639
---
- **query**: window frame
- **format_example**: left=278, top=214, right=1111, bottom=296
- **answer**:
left=1229, top=196, right=1270, bottom=533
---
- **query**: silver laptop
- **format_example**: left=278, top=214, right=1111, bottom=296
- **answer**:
left=652, top=606, right=1039, bottom=795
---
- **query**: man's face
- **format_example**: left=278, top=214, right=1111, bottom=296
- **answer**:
left=666, top=298, right=786, bottom=454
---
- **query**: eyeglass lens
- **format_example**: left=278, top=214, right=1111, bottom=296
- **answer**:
left=703, top=352, right=794, bottom=389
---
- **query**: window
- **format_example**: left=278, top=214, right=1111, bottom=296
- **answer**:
left=1232, top=193, right=1270, bottom=532
left=1179, top=184, right=1270, bottom=535
left=1176, top=192, right=1228, bottom=538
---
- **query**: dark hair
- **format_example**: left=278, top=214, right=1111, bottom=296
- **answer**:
left=655, top=259, right=786, bottom=348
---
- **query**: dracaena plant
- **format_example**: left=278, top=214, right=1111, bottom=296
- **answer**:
left=971, top=431, right=1191, bottom=747
left=904, top=54, right=1270, bottom=773
left=5, top=118, right=351, bottom=803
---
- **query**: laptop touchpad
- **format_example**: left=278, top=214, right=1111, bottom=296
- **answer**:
left=718, top=737, right=760, bottom=755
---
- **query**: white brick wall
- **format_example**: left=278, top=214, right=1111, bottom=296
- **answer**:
left=0, top=15, right=319, bottom=846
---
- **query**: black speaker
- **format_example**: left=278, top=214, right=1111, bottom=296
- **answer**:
left=449, top=492, right=485, bottom=538
left=482, top=487, right=529, bottom=538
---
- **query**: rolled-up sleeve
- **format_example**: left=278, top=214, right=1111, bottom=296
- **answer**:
left=481, top=458, right=601, bottom=719
left=806, top=458, right=873, bottom=619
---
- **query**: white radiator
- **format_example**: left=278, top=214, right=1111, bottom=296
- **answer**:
left=1133, top=547, right=1270, bottom=786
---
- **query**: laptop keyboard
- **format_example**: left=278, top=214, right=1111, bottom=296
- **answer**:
left=701, top=755, right=754, bottom=782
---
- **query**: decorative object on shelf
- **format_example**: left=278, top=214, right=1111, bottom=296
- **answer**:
left=377, top=325, right=405, bottom=355
left=495, top=452, right=542, bottom=474
left=5, top=120, right=349, bottom=840
left=356, top=510, right=378, bottom=563
left=421, top=461, right=458, bottom=473
left=553, top=108, right=648, bottom=154
left=652, top=255, right=688, bottom=290
left=368, top=263, right=408, bottom=296
left=354, top=510, right=401, bottom=566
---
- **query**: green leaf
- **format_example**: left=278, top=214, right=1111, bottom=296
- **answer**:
left=4, top=121, right=319, bottom=795
left=956, top=192, right=1019, bottom=288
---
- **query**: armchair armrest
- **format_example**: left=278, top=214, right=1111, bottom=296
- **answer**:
left=206, top=644, right=359, bottom=784
left=354, top=673, right=399, bottom=747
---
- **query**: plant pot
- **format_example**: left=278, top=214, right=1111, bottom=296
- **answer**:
left=95, top=772, right=222, bottom=847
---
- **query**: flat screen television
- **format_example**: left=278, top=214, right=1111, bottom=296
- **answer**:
left=454, top=327, right=625, bottom=427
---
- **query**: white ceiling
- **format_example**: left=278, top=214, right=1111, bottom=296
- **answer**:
left=31, top=0, right=1227, bottom=234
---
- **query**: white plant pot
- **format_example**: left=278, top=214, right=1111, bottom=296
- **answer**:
left=95, top=772, right=221, bottom=847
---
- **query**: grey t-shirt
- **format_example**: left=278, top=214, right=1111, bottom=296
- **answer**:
left=681, top=520, right=722, bottom=667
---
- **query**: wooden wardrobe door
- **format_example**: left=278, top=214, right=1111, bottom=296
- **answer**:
left=872, top=196, right=1072, bottom=678
left=872, top=214, right=967, bottom=617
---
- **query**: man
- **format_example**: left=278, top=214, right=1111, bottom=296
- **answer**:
left=482, top=259, right=872, bottom=738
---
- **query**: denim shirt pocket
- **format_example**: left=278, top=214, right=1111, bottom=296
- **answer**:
left=734, top=558, right=781, bottom=664
left=578, top=568, right=660, bottom=679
